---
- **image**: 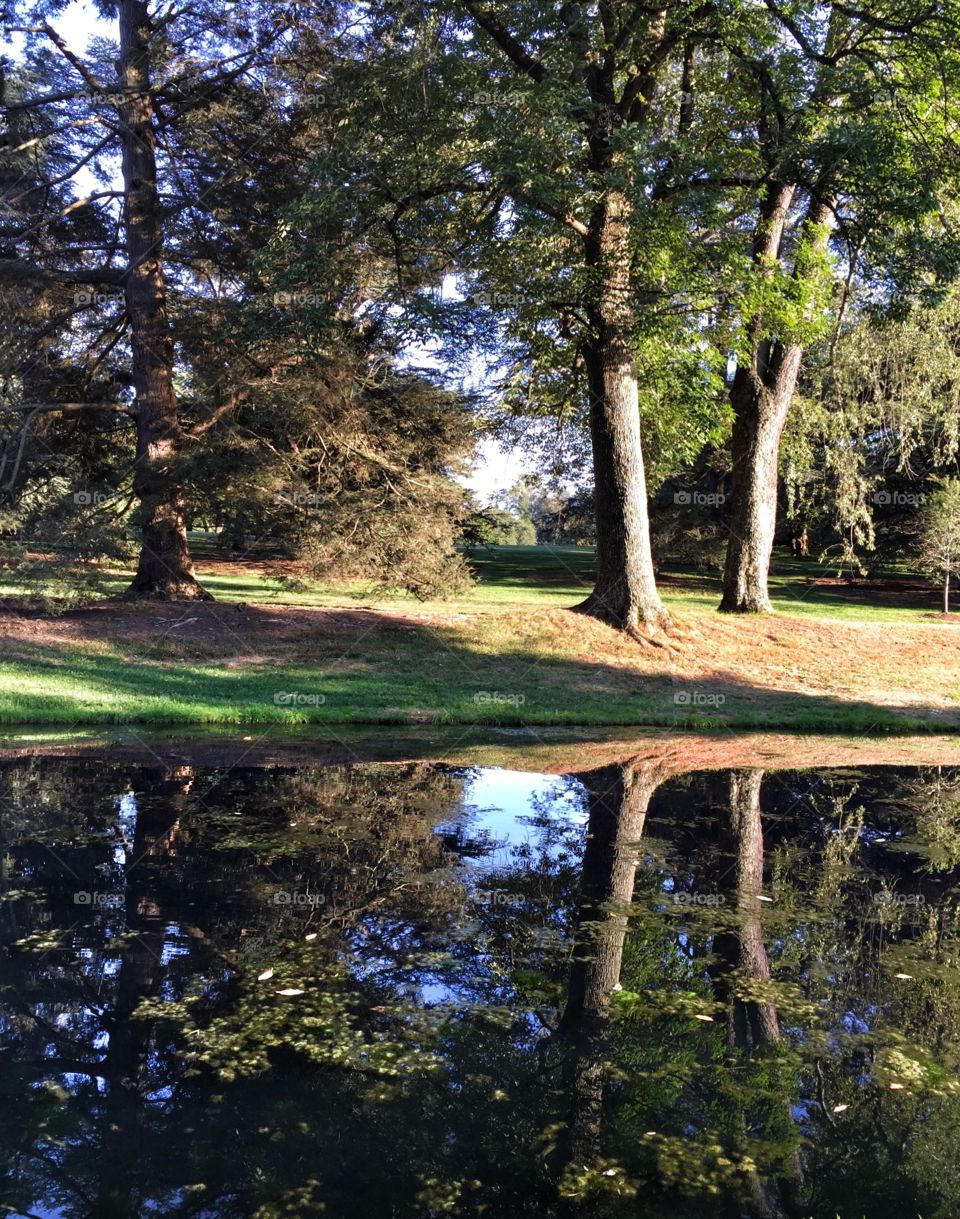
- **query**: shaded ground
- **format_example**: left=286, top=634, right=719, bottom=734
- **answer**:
left=0, top=595, right=957, bottom=730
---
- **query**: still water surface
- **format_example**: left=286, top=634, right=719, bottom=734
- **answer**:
left=2, top=749, right=960, bottom=1217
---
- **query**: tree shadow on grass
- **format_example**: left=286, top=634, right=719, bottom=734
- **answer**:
left=0, top=604, right=956, bottom=733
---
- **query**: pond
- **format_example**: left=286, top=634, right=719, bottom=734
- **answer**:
left=2, top=731, right=960, bottom=1218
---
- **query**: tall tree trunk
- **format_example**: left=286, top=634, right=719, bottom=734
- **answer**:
left=789, top=523, right=809, bottom=558
left=575, top=190, right=667, bottom=633
left=116, top=1, right=209, bottom=600
left=720, top=344, right=801, bottom=614
left=457, top=7, right=671, bottom=636
left=720, top=189, right=832, bottom=614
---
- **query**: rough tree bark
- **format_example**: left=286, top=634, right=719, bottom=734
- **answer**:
left=571, top=17, right=671, bottom=635
left=459, top=3, right=674, bottom=635
left=719, top=201, right=833, bottom=612
left=576, top=189, right=667, bottom=632
left=116, top=0, right=209, bottom=600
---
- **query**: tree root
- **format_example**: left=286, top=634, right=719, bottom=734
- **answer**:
left=122, top=578, right=214, bottom=602
left=572, top=595, right=684, bottom=655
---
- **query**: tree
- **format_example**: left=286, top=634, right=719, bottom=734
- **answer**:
left=167, top=40, right=478, bottom=598
left=461, top=503, right=538, bottom=547
left=344, top=0, right=752, bottom=636
left=113, top=0, right=205, bottom=598
left=718, top=0, right=960, bottom=612
left=919, top=479, right=960, bottom=613
left=782, top=282, right=960, bottom=575
left=3, top=3, right=475, bottom=601
left=3, top=1, right=298, bottom=598
left=556, top=763, right=664, bottom=1180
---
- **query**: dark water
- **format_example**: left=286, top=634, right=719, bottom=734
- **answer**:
left=2, top=752, right=960, bottom=1218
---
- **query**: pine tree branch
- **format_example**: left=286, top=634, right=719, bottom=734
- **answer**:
left=0, top=259, right=126, bottom=288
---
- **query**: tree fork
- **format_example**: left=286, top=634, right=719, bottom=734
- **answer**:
left=719, top=189, right=832, bottom=614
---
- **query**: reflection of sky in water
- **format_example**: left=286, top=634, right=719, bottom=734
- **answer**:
left=442, top=768, right=586, bottom=872
left=9, top=758, right=960, bottom=1219
left=418, top=769, right=584, bottom=1005
left=115, top=791, right=137, bottom=866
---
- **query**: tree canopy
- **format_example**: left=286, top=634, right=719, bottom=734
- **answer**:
left=2, top=0, right=960, bottom=616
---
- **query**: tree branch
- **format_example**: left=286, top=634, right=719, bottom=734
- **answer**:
left=509, top=189, right=590, bottom=237
left=461, top=1, right=548, bottom=83
left=0, top=259, right=125, bottom=288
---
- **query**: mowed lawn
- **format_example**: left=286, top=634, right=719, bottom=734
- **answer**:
left=0, top=543, right=958, bottom=730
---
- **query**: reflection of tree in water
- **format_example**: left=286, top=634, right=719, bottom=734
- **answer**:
left=547, top=765, right=794, bottom=1215
left=777, top=766, right=960, bottom=1219
left=3, top=757, right=960, bottom=1217
left=546, top=763, right=960, bottom=1219
left=709, top=771, right=780, bottom=1051
left=554, top=763, right=664, bottom=1195
left=0, top=760, right=470, bottom=1218
left=97, top=766, right=195, bottom=1218
left=707, top=771, right=799, bottom=1218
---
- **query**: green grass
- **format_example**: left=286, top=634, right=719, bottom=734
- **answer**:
left=462, top=545, right=941, bottom=623
left=0, top=632, right=941, bottom=732
left=204, top=543, right=943, bottom=625
left=0, top=542, right=955, bottom=729
left=2, top=541, right=943, bottom=622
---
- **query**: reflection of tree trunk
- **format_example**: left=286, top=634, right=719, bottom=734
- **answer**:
left=97, top=767, right=193, bottom=1218
left=710, top=770, right=801, bottom=1218
left=558, top=764, right=663, bottom=1171
left=712, top=770, right=780, bottom=1051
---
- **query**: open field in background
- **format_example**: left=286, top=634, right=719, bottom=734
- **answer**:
left=0, top=542, right=957, bottom=729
